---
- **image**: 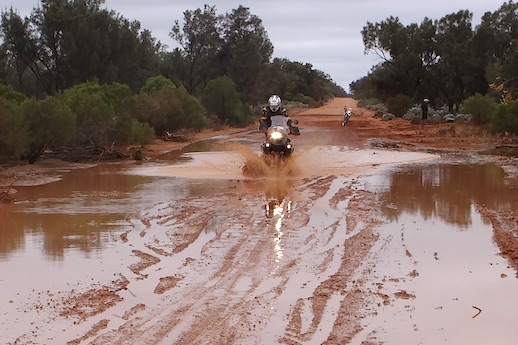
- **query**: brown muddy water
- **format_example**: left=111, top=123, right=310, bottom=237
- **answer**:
left=357, top=163, right=518, bottom=344
left=1, top=140, right=517, bottom=344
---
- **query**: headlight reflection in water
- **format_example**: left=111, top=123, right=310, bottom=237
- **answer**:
left=271, top=198, right=292, bottom=264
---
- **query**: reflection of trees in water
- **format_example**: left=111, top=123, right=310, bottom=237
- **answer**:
left=0, top=206, right=25, bottom=257
left=0, top=165, right=149, bottom=260
left=381, top=164, right=514, bottom=227
left=37, top=214, right=115, bottom=260
left=0, top=211, right=118, bottom=260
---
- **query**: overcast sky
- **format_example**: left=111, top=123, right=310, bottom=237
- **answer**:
left=3, top=0, right=508, bottom=90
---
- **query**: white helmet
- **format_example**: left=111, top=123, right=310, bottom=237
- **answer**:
left=268, top=95, right=281, bottom=112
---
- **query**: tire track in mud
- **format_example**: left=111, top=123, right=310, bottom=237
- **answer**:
left=280, top=178, right=383, bottom=344
left=86, top=173, right=388, bottom=344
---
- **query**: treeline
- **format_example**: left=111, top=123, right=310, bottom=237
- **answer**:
left=0, top=1, right=345, bottom=164
left=352, top=1, right=518, bottom=115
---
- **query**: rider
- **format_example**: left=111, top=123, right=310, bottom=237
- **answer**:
left=421, top=98, right=429, bottom=120
left=262, top=95, right=288, bottom=126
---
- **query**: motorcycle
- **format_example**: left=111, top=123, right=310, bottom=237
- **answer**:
left=260, top=115, right=299, bottom=158
left=342, top=107, right=352, bottom=126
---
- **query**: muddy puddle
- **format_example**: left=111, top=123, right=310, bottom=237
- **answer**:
left=355, top=163, right=518, bottom=344
left=1, top=142, right=517, bottom=344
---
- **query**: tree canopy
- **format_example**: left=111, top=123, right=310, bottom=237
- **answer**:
left=1, top=0, right=160, bottom=96
left=1, top=1, right=343, bottom=104
left=353, top=1, right=518, bottom=111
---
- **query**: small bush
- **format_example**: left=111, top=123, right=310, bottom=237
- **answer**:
left=202, top=76, right=251, bottom=126
left=381, top=113, right=395, bottom=121
left=403, top=106, right=421, bottom=120
left=130, top=119, right=155, bottom=145
left=0, top=98, right=28, bottom=162
left=461, top=93, right=497, bottom=126
left=386, top=94, right=413, bottom=117
left=369, top=103, right=388, bottom=117
left=429, top=113, right=442, bottom=124
left=21, top=96, right=76, bottom=163
left=455, top=114, right=472, bottom=123
left=491, top=100, right=518, bottom=135
left=0, top=84, right=27, bottom=104
left=174, top=87, right=209, bottom=131
left=357, top=98, right=382, bottom=108
left=141, top=75, right=176, bottom=94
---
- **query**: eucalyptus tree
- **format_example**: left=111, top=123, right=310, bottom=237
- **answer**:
left=0, top=0, right=160, bottom=96
left=361, top=16, right=439, bottom=100
left=0, top=7, right=52, bottom=95
left=263, top=58, right=301, bottom=100
left=476, top=0, right=518, bottom=101
left=219, top=5, right=273, bottom=104
left=261, top=58, right=338, bottom=105
left=170, top=5, right=222, bottom=96
left=432, top=10, right=482, bottom=113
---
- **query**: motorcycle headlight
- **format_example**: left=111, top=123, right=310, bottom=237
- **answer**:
left=270, top=131, right=284, bottom=140
left=286, top=144, right=292, bottom=149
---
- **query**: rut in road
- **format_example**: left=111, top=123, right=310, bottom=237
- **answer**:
left=89, top=174, right=384, bottom=344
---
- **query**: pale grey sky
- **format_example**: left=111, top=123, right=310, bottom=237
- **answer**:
left=2, top=0, right=508, bottom=90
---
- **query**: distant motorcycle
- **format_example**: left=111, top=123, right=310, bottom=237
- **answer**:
left=342, top=107, right=352, bottom=126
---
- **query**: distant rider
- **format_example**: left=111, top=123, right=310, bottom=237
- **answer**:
left=421, top=98, right=429, bottom=120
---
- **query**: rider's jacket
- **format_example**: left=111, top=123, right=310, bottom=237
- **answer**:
left=262, top=106, right=287, bottom=117
left=262, top=106, right=289, bottom=127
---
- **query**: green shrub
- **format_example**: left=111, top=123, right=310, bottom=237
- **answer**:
left=174, top=87, right=209, bottom=131
left=0, top=98, right=28, bottom=162
left=132, top=86, right=208, bottom=134
left=141, top=75, right=176, bottom=94
left=21, top=96, right=76, bottom=163
left=130, top=119, right=155, bottom=145
left=0, top=84, right=27, bottom=105
left=62, top=82, right=140, bottom=146
left=461, top=93, right=497, bottom=126
left=131, top=91, right=174, bottom=134
left=386, top=94, right=413, bottom=117
left=65, top=92, right=115, bottom=146
left=63, top=82, right=131, bottom=110
left=202, top=76, right=251, bottom=126
left=491, top=100, right=518, bottom=135
left=357, top=98, right=382, bottom=108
